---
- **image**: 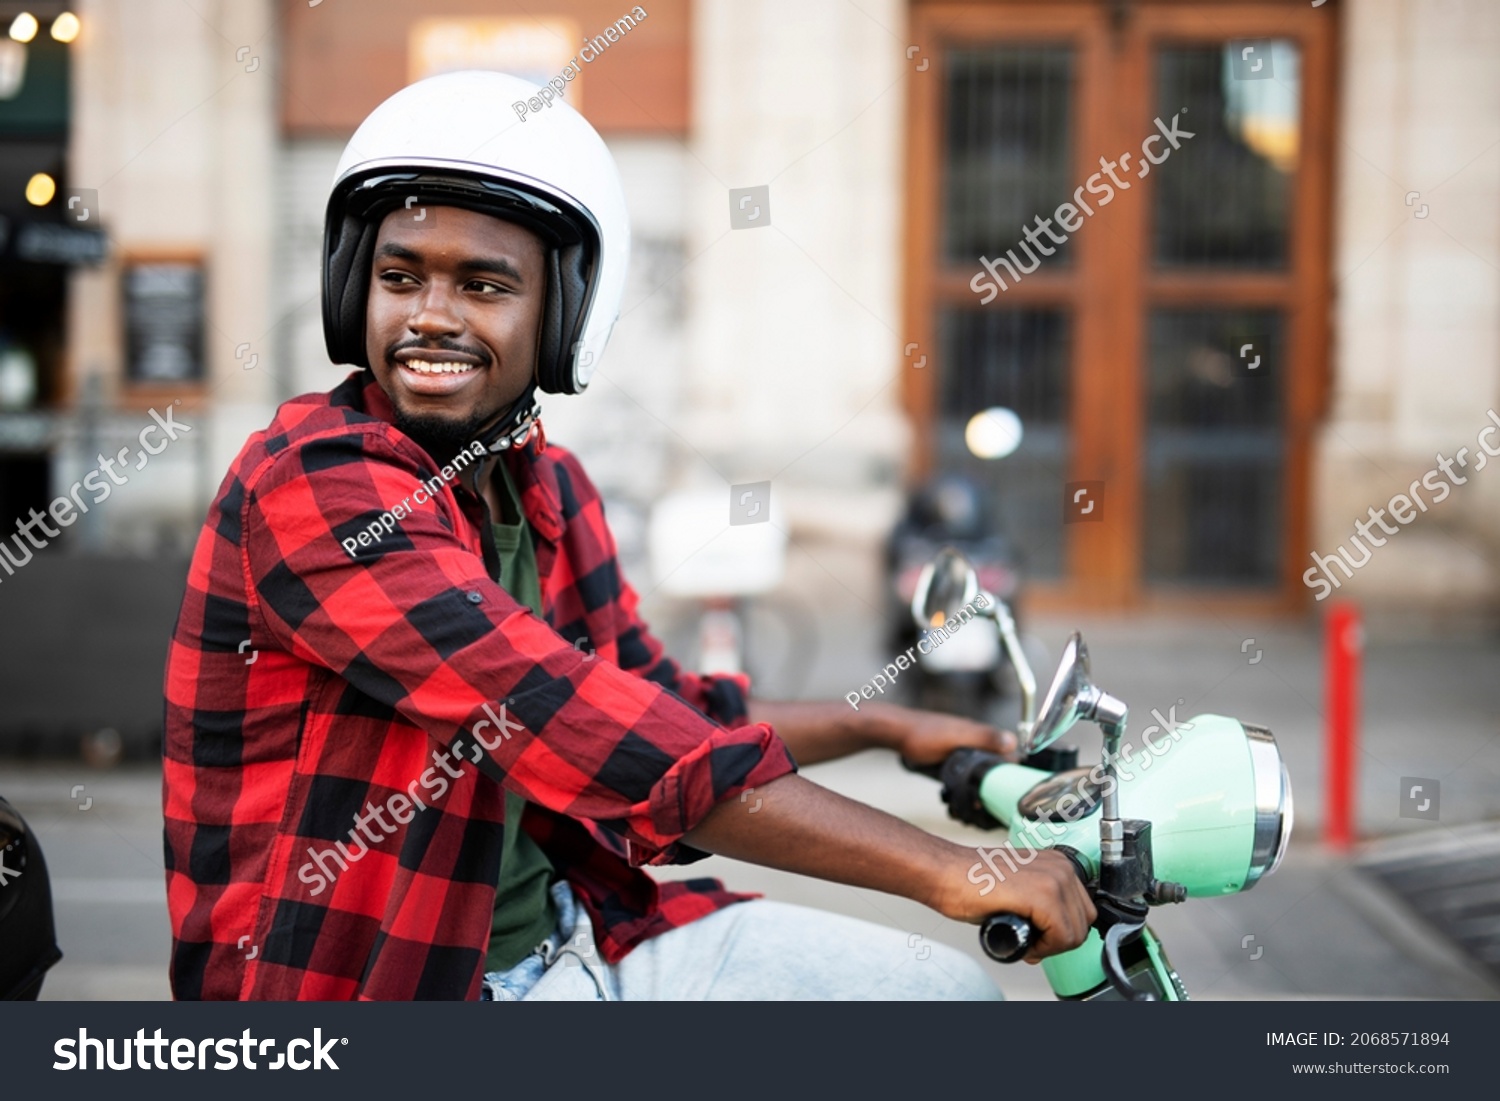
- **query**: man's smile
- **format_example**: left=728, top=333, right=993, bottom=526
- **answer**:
left=393, top=348, right=487, bottom=397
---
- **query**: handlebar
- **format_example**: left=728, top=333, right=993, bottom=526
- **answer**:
left=979, top=913, right=1033, bottom=963
left=903, top=750, right=1102, bottom=964
left=900, top=743, right=1081, bottom=784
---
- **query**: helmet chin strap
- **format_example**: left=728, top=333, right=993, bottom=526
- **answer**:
left=464, top=389, right=542, bottom=506
left=478, top=385, right=543, bottom=454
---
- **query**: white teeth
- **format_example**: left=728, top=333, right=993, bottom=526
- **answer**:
left=403, top=359, right=476, bottom=376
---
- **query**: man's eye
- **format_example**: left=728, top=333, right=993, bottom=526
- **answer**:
left=468, top=280, right=506, bottom=294
left=380, top=271, right=417, bottom=285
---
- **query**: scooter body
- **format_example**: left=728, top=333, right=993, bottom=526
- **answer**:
left=971, top=713, right=1281, bottom=998
left=911, top=548, right=1293, bottom=1001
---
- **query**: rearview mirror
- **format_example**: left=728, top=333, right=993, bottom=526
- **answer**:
left=910, top=546, right=979, bottom=631
left=1031, top=632, right=1096, bottom=753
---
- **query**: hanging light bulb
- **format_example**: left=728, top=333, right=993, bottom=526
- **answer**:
left=51, top=12, right=81, bottom=43
left=8, top=12, right=39, bottom=43
left=25, top=171, right=57, bottom=206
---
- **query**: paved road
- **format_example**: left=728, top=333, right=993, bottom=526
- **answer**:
left=5, top=612, right=1498, bottom=1000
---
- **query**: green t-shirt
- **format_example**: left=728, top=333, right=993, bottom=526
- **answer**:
left=484, top=459, right=560, bottom=973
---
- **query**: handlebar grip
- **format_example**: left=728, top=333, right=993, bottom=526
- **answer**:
left=979, top=913, right=1033, bottom=963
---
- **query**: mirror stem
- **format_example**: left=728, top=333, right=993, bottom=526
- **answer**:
left=993, top=601, right=1036, bottom=740
left=1092, top=696, right=1129, bottom=866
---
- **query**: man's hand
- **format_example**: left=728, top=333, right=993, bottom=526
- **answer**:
left=929, top=848, right=1096, bottom=964
left=885, top=706, right=1018, bottom=767
left=748, top=699, right=1016, bottom=767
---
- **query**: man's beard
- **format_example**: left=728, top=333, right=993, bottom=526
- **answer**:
left=392, top=405, right=495, bottom=466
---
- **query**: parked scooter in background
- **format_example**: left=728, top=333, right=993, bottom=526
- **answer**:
left=908, top=548, right=1294, bottom=1000
left=886, top=473, right=1020, bottom=720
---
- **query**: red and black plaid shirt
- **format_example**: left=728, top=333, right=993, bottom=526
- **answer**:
left=163, top=371, right=796, bottom=1000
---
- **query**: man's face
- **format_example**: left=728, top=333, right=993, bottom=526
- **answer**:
left=364, top=205, right=546, bottom=456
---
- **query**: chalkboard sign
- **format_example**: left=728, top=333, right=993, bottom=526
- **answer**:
left=123, top=261, right=204, bottom=383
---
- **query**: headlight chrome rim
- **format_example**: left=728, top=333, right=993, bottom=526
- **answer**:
left=1243, top=723, right=1293, bottom=888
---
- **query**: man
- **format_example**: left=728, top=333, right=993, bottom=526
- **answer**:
left=162, top=72, right=1093, bottom=1001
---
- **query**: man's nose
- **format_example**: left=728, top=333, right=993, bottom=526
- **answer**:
left=407, top=283, right=463, bottom=336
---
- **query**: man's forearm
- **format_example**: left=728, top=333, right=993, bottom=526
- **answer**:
left=680, top=770, right=1100, bottom=956
left=681, top=772, right=959, bottom=911
left=748, top=700, right=904, bottom=765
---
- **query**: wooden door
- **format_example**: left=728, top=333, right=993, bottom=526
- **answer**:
left=905, top=0, right=1335, bottom=612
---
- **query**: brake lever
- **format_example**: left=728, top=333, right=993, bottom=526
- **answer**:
left=1101, top=918, right=1154, bottom=1002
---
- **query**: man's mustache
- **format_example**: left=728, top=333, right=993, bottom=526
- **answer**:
left=386, top=339, right=491, bottom=366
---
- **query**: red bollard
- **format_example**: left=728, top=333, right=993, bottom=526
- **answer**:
left=1323, top=603, right=1362, bottom=850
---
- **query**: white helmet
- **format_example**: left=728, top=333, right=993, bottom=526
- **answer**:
left=322, top=70, right=629, bottom=413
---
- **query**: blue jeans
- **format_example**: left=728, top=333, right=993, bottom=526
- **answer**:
left=481, top=881, right=1002, bottom=1001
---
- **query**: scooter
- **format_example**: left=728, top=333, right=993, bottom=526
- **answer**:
left=909, top=548, right=1294, bottom=1001
left=886, top=474, right=1020, bottom=719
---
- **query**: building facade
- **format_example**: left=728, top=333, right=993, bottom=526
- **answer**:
left=2, top=0, right=1495, bottom=629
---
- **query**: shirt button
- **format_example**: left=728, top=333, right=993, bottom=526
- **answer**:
left=466, top=591, right=483, bottom=604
